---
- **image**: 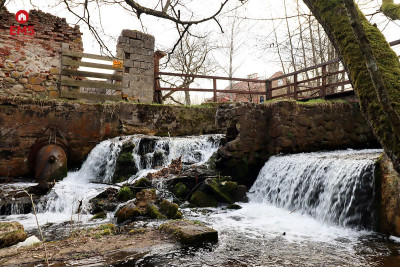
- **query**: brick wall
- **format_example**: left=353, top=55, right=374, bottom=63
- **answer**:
left=0, top=8, right=83, bottom=98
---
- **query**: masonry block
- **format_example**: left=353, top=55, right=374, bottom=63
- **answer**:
left=117, top=29, right=155, bottom=103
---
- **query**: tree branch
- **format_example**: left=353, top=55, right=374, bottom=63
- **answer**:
left=381, top=0, right=400, bottom=20
left=124, top=0, right=229, bottom=25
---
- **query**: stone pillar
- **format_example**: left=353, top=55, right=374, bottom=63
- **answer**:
left=117, top=30, right=155, bottom=103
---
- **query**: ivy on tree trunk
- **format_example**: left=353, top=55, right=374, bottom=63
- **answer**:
left=303, top=0, right=400, bottom=171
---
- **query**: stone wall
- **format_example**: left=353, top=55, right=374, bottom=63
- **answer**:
left=117, top=30, right=154, bottom=103
left=0, top=97, right=222, bottom=178
left=0, top=8, right=83, bottom=98
left=216, top=101, right=379, bottom=186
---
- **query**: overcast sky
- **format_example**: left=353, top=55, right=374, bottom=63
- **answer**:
left=4, top=0, right=400, bottom=103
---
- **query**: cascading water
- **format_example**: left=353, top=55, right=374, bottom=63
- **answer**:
left=248, top=149, right=382, bottom=228
left=1, top=134, right=222, bottom=230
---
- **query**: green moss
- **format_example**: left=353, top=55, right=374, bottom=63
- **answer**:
left=116, top=206, right=141, bottom=223
left=159, top=199, right=179, bottom=218
left=173, top=182, right=187, bottom=198
left=381, top=0, right=400, bottom=20
left=206, top=179, right=235, bottom=204
left=97, top=223, right=116, bottom=232
left=134, top=177, right=151, bottom=188
left=90, top=211, right=107, bottom=220
left=146, top=204, right=167, bottom=219
left=129, top=228, right=147, bottom=235
left=189, top=190, right=218, bottom=208
left=221, top=181, right=238, bottom=192
left=117, top=186, right=134, bottom=202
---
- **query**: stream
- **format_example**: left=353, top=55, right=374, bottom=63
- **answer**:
left=2, top=136, right=400, bottom=266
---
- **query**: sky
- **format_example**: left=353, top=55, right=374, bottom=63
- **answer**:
left=4, top=0, right=400, bottom=103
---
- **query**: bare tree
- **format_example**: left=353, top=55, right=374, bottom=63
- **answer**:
left=161, top=31, right=216, bottom=105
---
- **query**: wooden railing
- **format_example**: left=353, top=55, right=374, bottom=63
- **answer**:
left=155, top=39, right=400, bottom=103
left=61, top=44, right=124, bottom=102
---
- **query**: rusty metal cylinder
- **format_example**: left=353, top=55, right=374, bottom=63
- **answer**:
left=35, top=144, right=67, bottom=185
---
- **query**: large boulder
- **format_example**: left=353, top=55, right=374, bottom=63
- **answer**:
left=112, top=141, right=138, bottom=183
left=159, top=220, right=218, bottom=246
left=115, top=189, right=182, bottom=223
left=0, top=222, right=27, bottom=248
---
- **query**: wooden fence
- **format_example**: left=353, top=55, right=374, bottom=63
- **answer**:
left=60, top=44, right=123, bottom=102
left=155, top=39, right=400, bottom=103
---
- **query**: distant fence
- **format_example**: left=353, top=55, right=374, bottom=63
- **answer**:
left=155, top=39, right=400, bottom=103
left=60, top=43, right=123, bottom=102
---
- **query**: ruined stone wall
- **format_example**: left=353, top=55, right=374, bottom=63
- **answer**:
left=0, top=8, right=83, bottom=98
left=117, top=30, right=154, bottom=103
left=0, top=97, right=221, bottom=178
left=216, top=101, right=378, bottom=186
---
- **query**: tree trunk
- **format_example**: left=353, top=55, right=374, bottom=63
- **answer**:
left=303, top=0, right=400, bottom=171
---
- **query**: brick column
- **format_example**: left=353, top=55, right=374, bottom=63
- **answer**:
left=117, top=30, right=155, bottom=103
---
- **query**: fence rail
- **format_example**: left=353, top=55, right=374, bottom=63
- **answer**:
left=155, top=39, right=400, bottom=103
left=60, top=44, right=124, bottom=102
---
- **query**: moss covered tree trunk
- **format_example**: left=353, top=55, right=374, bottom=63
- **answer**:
left=302, top=0, right=400, bottom=171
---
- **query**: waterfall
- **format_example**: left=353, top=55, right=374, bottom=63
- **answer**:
left=37, top=134, right=223, bottom=215
left=248, top=149, right=382, bottom=228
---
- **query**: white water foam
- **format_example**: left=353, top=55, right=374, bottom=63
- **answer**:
left=248, top=149, right=382, bottom=228
left=1, top=134, right=222, bottom=230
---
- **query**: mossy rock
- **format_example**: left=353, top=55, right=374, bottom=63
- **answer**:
left=116, top=203, right=142, bottom=223
left=134, top=177, right=151, bottom=188
left=117, top=186, right=134, bottom=202
left=90, top=211, right=107, bottom=220
left=233, top=185, right=248, bottom=202
left=0, top=222, right=27, bottom=248
left=112, top=151, right=138, bottom=183
left=121, top=141, right=135, bottom=153
left=173, top=182, right=187, bottom=198
left=226, top=204, right=242, bottom=210
left=221, top=181, right=237, bottom=193
left=159, top=199, right=181, bottom=219
left=204, top=178, right=234, bottom=204
left=190, top=190, right=218, bottom=208
left=159, top=220, right=218, bottom=246
left=146, top=204, right=167, bottom=220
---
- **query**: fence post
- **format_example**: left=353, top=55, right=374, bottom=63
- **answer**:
left=213, top=78, right=217, bottom=102
left=265, top=80, right=272, bottom=100
left=153, top=51, right=165, bottom=104
left=293, top=73, right=298, bottom=100
left=321, top=65, right=327, bottom=97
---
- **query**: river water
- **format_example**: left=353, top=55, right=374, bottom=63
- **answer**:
left=2, top=136, right=400, bottom=266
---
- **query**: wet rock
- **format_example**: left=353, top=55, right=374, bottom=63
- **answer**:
left=233, top=185, right=248, bottom=202
left=204, top=178, right=234, bottom=204
left=0, top=185, right=39, bottom=215
left=116, top=189, right=183, bottom=223
left=116, top=202, right=142, bottom=224
left=173, top=182, right=187, bottom=198
left=146, top=157, right=182, bottom=179
left=89, top=187, right=119, bottom=214
left=190, top=190, right=218, bottom=208
left=117, top=186, right=134, bottom=202
left=226, top=204, right=242, bottom=210
left=158, top=199, right=182, bottom=219
left=91, top=211, right=107, bottom=220
left=0, top=222, right=27, bottom=248
left=159, top=220, right=218, bottom=246
left=112, top=141, right=138, bottom=183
